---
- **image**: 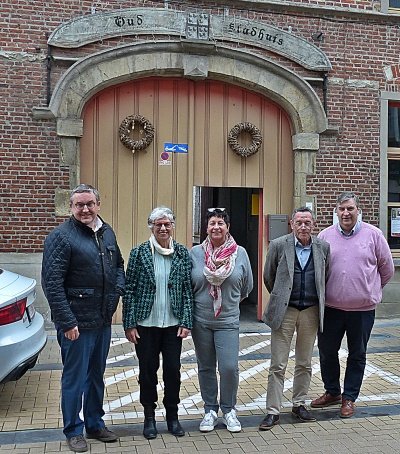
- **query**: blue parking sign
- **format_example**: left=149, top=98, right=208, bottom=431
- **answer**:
left=164, top=143, right=188, bottom=153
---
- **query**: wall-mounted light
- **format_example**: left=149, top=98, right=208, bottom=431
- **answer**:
left=312, top=32, right=324, bottom=42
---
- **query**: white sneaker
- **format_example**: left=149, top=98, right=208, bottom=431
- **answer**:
left=222, top=409, right=241, bottom=432
left=199, top=410, right=218, bottom=432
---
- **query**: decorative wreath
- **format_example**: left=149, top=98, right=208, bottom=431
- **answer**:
left=227, top=122, right=263, bottom=157
left=119, top=114, right=155, bottom=153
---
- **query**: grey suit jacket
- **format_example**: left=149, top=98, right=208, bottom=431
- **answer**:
left=262, top=233, right=330, bottom=331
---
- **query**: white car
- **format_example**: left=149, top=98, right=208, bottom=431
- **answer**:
left=0, top=268, right=47, bottom=384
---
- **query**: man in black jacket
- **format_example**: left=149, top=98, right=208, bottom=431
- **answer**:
left=42, top=184, right=125, bottom=453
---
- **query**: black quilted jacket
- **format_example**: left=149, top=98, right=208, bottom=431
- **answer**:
left=41, top=216, right=125, bottom=331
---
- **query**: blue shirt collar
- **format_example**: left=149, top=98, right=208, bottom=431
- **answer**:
left=294, top=237, right=312, bottom=249
left=337, top=219, right=361, bottom=236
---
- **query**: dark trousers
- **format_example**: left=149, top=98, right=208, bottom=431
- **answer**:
left=317, top=306, right=375, bottom=402
left=135, top=325, right=182, bottom=419
left=57, top=325, right=111, bottom=438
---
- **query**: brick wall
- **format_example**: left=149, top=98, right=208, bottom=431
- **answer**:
left=0, top=0, right=398, bottom=252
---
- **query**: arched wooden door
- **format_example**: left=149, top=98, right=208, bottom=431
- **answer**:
left=80, top=77, right=293, bottom=322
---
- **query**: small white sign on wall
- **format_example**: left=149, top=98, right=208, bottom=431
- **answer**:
left=391, top=208, right=400, bottom=237
left=159, top=150, right=172, bottom=166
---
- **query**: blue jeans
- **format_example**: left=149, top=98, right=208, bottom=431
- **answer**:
left=57, top=325, right=111, bottom=438
left=317, top=307, right=375, bottom=402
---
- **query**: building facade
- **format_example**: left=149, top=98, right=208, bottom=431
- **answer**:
left=1, top=0, right=400, bottom=320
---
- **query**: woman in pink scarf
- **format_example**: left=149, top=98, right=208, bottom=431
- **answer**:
left=190, top=208, right=253, bottom=434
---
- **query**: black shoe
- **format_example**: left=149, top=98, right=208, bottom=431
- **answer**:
left=143, top=417, right=158, bottom=440
left=291, top=405, right=316, bottom=422
left=259, top=414, right=280, bottom=431
left=167, top=419, right=185, bottom=437
left=86, top=426, right=118, bottom=442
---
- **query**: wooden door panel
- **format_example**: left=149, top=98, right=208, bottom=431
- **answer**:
left=226, top=85, right=247, bottom=186
left=81, top=77, right=293, bottom=322
left=193, top=81, right=207, bottom=187
left=242, top=90, right=264, bottom=188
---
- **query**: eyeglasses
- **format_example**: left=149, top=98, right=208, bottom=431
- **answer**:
left=153, top=222, right=174, bottom=229
left=293, top=221, right=313, bottom=228
left=337, top=206, right=357, bottom=212
left=207, top=207, right=226, bottom=213
left=74, top=201, right=97, bottom=210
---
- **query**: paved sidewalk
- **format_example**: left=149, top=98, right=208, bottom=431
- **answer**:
left=1, top=313, right=400, bottom=453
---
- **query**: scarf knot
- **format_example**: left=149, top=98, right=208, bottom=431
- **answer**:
left=202, top=233, right=238, bottom=317
left=149, top=234, right=174, bottom=256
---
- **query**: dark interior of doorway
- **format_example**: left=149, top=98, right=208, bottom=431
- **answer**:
left=197, top=186, right=259, bottom=322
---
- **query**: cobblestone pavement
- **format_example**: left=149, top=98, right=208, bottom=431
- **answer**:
left=1, top=311, right=400, bottom=453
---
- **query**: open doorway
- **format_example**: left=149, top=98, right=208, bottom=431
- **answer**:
left=193, top=186, right=260, bottom=321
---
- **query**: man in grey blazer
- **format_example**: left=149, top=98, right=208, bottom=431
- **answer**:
left=259, top=207, right=330, bottom=430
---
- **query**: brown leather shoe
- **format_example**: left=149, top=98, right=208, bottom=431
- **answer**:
left=66, top=435, right=88, bottom=452
left=310, top=392, right=342, bottom=408
left=340, top=399, right=355, bottom=418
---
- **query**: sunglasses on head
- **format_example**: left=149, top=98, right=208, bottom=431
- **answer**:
left=207, top=207, right=226, bottom=213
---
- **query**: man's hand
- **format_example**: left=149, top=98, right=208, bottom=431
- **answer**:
left=125, top=327, right=140, bottom=344
left=177, top=327, right=190, bottom=338
left=64, top=326, right=79, bottom=341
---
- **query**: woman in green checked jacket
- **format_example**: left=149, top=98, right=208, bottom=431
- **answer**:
left=122, top=207, right=193, bottom=440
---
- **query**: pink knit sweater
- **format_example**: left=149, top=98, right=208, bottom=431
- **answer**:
left=318, top=222, right=394, bottom=311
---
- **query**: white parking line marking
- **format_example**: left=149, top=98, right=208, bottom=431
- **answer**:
left=103, top=334, right=400, bottom=420
left=103, top=368, right=199, bottom=412
left=105, top=367, right=139, bottom=386
left=364, top=361, right=400, bottom=385
left=106, top=351, right=137, bottom=364
left=105, top=335, right=271, bottom=384
left=239, top=340, right=271, bottom=356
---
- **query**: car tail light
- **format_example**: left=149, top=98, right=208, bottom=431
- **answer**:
left=0, top=297, right=27, bottom=326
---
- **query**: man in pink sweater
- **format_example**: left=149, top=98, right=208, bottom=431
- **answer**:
left=311, top=192, right=394, bottom=418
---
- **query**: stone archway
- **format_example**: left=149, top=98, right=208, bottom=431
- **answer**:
left=44, top=40, right=328, bottom=211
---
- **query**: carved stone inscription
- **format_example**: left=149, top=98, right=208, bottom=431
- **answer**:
left=48, top=9, right=185, bottom=47
left=217, top=17, right=330, bottom=71
left=47, top=8, right=331, bottom=71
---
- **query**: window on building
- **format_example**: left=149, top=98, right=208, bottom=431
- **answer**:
left=382, top=0, right=400, bottom=13
left=387, top=101, right=400, bottom=251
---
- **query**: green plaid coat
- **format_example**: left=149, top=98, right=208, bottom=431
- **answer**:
left=122, top=240, right=193, bottom=329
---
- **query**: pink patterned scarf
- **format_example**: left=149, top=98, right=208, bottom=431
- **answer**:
left=202, top=233, right=238, bottom=317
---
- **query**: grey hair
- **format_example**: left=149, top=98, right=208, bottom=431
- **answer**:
left=336, top=191, right=360, bottom=208
left=291, top=206, right=314, bottom=220
left=147, top=206, right=175, bottom=228
left=70, top=184, right=100, bottom=204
